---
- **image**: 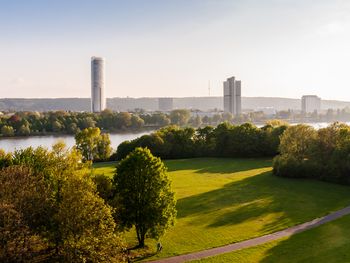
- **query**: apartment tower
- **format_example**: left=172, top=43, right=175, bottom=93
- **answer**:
left=91, top=57, right=106, bottom=112
left=301, top=95, right=321, bottom=113
left=223, top=76, right=242, bottom=115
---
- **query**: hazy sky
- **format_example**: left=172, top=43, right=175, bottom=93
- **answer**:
left=1, top=0, right=350, bottom=100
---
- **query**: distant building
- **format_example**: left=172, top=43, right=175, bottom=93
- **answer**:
left=301, top=95, right=321, bottom=113
left=91, top=57, right=106, bottom=112
left=223, top=76, right=241, bottom=115
left=158, top=97, right=173, bottom=111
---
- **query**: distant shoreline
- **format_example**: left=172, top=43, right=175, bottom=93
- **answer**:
left=1, top=121, right=348, bottom=140
left=0, top=127, right=157, bottom=140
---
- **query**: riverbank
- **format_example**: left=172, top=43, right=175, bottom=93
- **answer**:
left=0, top=127, right=158, bottom=139
left=0, top=131, right=153, bottom=152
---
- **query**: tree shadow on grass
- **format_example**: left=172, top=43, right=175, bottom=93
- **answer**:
left=166, top=158, right=272, bottom=174
left=259, top=215, right=350, bottom=263
left=128, top=246, right=158, bottom=262
left=176, top=170, right=350, bottom=234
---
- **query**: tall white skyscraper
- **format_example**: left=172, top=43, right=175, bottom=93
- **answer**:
left=223, top=76, right=242, bottom=115
left=91, top=57, right=106, bottom=112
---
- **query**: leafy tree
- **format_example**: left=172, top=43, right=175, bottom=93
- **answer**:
left=153, top=113, right=171, bottom=126
left=194, top=126, right=215, bottom=156
left=212, top=113, right=222, bottom=125
left=0, top=202, right=43, bottom=263
left=265, top=119, right=289, bottom=127
left=93, top=173, right=114, bottom=201
left=278, top=124, right=317, bottom=161
left=201, top=115, right=209, bottom=124
left=0, top=149, right=12, bottom=169
left=56, top=173, right=124, bottom=262
left=190, top=115, right=202, bottom=127
left=75, top=127, right=112, bottom=161
left=0, top=166, right=52, bottom=234
left=115, top=112, right=132, bottom=129
left=1, top=125, right=14, bottom=136
left=79, top=116, right=96, bottom=129
left=311, top=123, right=350, bottom=183
left=8, top=114, right=22, bottom=131
left=113, top=134, right=167, bottom=161
left=11, top=143, right=85, bottom=180
left=8, top=114, right=21, bottom=123
left=130, top=115, right=145, bottom=129
left=169, top=109, right=190, bottom=126
left=18, top=124, right=31, bottom=135
left=67, top=122, right=80, bottom=134
left=98, top=109, right=114, bottom=129
left=222, top=112, right=233, bottom=122
left=113, top=140, right=137, bottom=161
left=52, top=120, right=63, bottom=132
left=212, top=122, right=232, bottom=156
left=96, top=133, right=113, bottom=161
left=158, top=126, right=196, bottom=158
left=260, top=124, right=288, bottom=156
left=113, top=122, right=286, bottom=160
left=273, top=124, right=319, bottom=178
left=137, top=134, right=166, bottom=157
left=113, top=147, right=176, bottom=247
left=0, top=145, right=125, bottom=262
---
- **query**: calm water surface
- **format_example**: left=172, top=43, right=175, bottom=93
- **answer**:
left=0, top=122, right=349, bottom=152
left=0, top=131, right=152, bottom=152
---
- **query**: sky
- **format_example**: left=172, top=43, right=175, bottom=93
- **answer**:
left=1, top=0, right=350, bottom=100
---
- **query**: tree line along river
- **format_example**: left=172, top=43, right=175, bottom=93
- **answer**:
left=1, top=122, right=350, bottom=153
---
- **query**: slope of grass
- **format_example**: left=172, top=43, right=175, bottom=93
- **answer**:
left=194, top=214, right=350, bottom=263
left=93, top=158, right=350, bottom=260
left=92, top=161, right=116, bottom=177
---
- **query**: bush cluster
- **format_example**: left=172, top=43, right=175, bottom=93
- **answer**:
left=273, top=123, right=350, bottom=184
left=114, top=122, right=287, bottom=160
left=0, top=144, right=125, bottom=262
left=0, top=142, right=177, bottom=261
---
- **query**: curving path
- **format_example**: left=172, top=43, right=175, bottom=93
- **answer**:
left=149, top=205, right=350, bottom=263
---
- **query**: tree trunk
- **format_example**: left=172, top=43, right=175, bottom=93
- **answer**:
left=139, top=233, right=145, bottom=247
left=136, top=226, right=146, bottom=248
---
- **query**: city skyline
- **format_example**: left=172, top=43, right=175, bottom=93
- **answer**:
left=1, top=1, right=350, bottom=100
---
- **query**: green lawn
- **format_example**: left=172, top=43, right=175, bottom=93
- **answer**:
left=194, top=214, right=350, bottom=263
left=93, top=158, right=350, bottom=261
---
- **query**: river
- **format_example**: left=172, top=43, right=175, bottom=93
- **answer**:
left=0, top=131, right=152, bottom=153
left=1, top=122, right=349, bottom=153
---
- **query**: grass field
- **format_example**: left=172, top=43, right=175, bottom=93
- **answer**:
left=93, top=158, right=350, bottom=261
left=194, top=214, right=350, bottom=263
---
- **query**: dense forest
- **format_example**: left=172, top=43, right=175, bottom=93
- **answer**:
left=0, top=110, right=169, bottom=136
left=2, top=107, right=350, bottom=137
left=0, top=109, right=274, bottom=137
left=0, top=142, right=175, bottom=262
left=114, top=122, right=287, bottom=160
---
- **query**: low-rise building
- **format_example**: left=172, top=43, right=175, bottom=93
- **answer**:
left=301, top=95, right=321, bottom=113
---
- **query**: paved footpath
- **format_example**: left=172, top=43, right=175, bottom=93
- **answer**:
left=150, top=205, right=350, bottom=263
